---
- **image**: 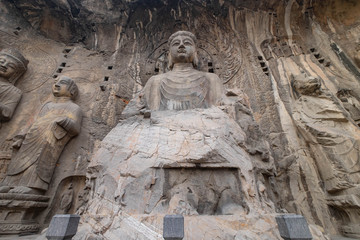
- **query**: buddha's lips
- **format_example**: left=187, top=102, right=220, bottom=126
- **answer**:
left=0, top=66, right=7, bottom=72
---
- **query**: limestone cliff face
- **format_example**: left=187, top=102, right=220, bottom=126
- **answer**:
left=0, top=0, right=360, bottom=238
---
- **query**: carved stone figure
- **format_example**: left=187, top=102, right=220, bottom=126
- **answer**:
left=281, top=41, right=293, bottom=57
left=291, top=72, right=360, bottom=237
left=142, top=31, right=223, bottom=111
left=271, top=42, right=284, bottom=58
left=79, top=31, right=277, bottom=239
left=0, top=76, right=82, bottom=195
left=337, top=89, right=360, bottom=126
left=60, top=183, right=74, bottom=213
left=292, top=73, right=360, bottom=191
left=261, top=40, right=273, bottom=60
left=0, top=48, right=28, bottom=122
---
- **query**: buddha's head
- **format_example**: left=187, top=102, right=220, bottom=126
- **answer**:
left=0, top=48, right=28, bottom=84
left=52, top=76, right=79, bottom=100
left=291, top=72, right=321, bottom=97
left=168, top=31, right=199, bottom=69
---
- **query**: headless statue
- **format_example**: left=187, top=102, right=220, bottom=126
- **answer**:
left=0, top=76, right=82, bottom=195
left=0, top=48, right=28, bottom=122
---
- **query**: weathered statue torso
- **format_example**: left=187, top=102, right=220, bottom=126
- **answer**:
left=0, top=48, right=28, bottom=122
left=292, top=73, right=360, bottom=191
left=143, top=63, right=223, bottom=110
left=123, top=31, right=223, bottom=116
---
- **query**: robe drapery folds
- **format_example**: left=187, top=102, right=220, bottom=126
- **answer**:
left=143, top=68, right=223, bottom=111
left=0, top=81, right=22, bottom=121
left=5, top=100, right=82, bottom=191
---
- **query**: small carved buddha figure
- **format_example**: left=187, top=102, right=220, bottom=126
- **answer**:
left=142, top=31, right=223, bottom=111
left=0, top=48, right=28, bottom=122
left=0, top=76, right=82, bottom=195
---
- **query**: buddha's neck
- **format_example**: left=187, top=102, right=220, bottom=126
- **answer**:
left=0, top=77, right=11, bottom=84
left=54, top=96, right=72, bottom=102
left=172, top=63, right=194, bottom=71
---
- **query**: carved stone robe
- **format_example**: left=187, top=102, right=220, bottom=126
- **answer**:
left=143, top=65, right=223, bottom=111
left=0, top=81, right=22, bottom=121
left=293, top=94, right=360, bottom=192
left=3, top=99, right=82, bottom=191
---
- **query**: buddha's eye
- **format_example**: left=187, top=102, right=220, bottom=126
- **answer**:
left=172, top=41, right=180, bottom=46
left=183, top=39, right=193, bottom=46
left=7, top=63, right=16, bottom=69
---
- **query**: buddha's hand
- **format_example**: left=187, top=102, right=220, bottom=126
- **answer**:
left=0, top=103, right=11, bottom=119
left=55, top=117, right=79, bottom=136
left=55, top=117, right=70, bottom=128
left=12, top=133, right=26, bottom=149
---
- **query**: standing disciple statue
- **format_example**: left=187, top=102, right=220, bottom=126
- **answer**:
left=0, top=76, right=82, bottom=195
left=0, top=48, right=28, bottom=122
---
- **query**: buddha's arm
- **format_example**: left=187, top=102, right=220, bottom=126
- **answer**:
left=206, top=73, right=224, bottom=106
left=0, top=92, right=22, bottom=121
left=120, top=76, right=161, bottom=118
left=120, top=91, right=146, bottom=119
left=55, top=105, right=82, bottom=136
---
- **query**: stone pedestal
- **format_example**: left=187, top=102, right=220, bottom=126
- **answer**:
left=0, top=193, right=49, bottom=234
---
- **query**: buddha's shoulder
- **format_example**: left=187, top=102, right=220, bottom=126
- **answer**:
left=203, top=72, right=221, bottom=80
left=146, top=72, right=171, bottom=85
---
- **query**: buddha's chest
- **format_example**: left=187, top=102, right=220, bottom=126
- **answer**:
left=159, top=73, right=210, bottom=110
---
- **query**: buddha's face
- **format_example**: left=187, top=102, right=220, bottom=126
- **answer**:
left=169, top=35, right=196, bottom=64
left=293, top=75, right=321, bottom=95
left=0, top=55, right=18, bottom=79
left=52, top=78, right=72, bottom=98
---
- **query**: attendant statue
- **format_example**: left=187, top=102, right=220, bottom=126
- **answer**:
left=123, top=31, right=223, bottom=116
left=291, top=72, right=360, bottom=192
left=0, top=48, right=28, bottom=122
left=0, top=76, right=82, bottom=195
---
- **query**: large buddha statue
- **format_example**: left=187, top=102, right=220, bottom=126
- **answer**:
left=0, top=76, right=82, bottom=195
left=144, top=31, right=223, bottom=110
left=79, top=31, right=275, bottom=234
left=122, top=31, right=223, bottom=117
left=0, top=48, right=28, bottom=122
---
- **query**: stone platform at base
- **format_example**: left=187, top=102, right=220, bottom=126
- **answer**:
left=0, top=193, right=49, bottom=235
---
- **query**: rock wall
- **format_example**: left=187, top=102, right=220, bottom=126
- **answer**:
left=0, top=0, right=359, bottom=238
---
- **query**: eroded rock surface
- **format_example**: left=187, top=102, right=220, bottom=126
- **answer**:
left=0, top=0, right=359, bottom=239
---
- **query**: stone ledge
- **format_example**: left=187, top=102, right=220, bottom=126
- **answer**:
left=0, top=199, right=49, bottom=208
left=327, top=195, right=360, bottom=208
left=0, top=221, right=40, bottom=234
left=0, top=193, right=49, bottom=202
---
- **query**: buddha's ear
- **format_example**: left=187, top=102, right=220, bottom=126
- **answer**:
left=168, top=54, right=174, bottom=70
left=192, top=51, right=199, bottom=69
